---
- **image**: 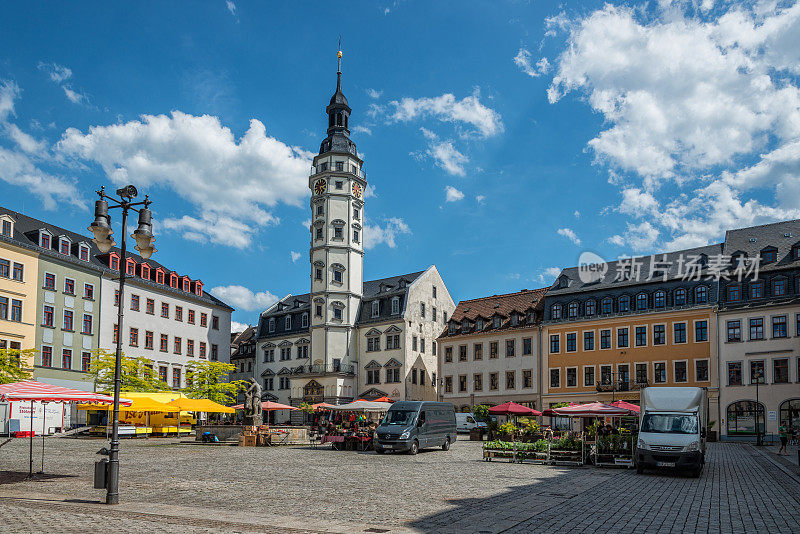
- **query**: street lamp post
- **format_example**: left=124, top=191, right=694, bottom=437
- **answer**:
left=754, top=368, right=763, bottom=447
left=88, top=185, right=156, bottom=505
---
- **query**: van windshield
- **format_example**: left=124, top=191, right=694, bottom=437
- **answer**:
left=641, top=414, right=698, bottom=434
left=382, top=410, right=417, bottom=426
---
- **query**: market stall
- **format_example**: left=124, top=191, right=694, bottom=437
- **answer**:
left=553, top=402, right=634, bottom=467
left=320, top=401, right=392, bottom=451
left=0, top=380, right=131, bottom=477
left=79, top=397, right=178, bottom=437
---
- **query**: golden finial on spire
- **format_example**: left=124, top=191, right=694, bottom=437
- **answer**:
left=337, top=36, right=342, bottom=72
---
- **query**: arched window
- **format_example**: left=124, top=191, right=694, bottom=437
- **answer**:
left=285, top=316, right=292, bottom=330
left=619, top=295, right=630, bottom=312
left=567, top=301, right=578, bottom=318
left=601, top=297, right=613, bottom=314
left=654, top=290, right=666, bottom=308
left=301, top=313, right=308, bottom=328
left=585, top=300, right=596, bottom=316
left=779, top=399, right=800, bottom=430
left=551, top=304, right=562, bottom=320
left=726, top=401, right=765, bottom=436
left=268, top=318, right=275, bottom=333
left=674, top=288, right=687, bottom=306
left=695, top=286, right=708, bottom=303
left=371, top=301, right=379, bottom=318
left=636, top=293, right=648, bottom=310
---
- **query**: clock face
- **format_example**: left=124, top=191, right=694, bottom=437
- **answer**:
left=352, top=182, right=362, bottom=198
left=314, top=179, right=327, bottom=195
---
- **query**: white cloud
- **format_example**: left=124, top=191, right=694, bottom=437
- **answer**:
left=388, top=89, right=503, bottom=138
left=226, top=1, right=236, bottom=15
left=537, top=266, right=562, bottom=284
left=366, top=88, right=382, bottom=99
left=444, top=185, right=464, bottom=202
left=62, top=87, right=88, bottom=105
left=37, top=62, right=72, bottom=83
left=557, top=227, right=582, bottom=246
left=428, top=140, right=468, bottom=176
left=352, top=125, right=372, bottom=135
left=290, top=250, right=301, bottom=263
left=0, top=81, right=19, bottom=122
left=58, top=111, right=312, bottom=248
left=5, top=123, right=46, bottom=155
left=231, top=320, right=250, bottom=333
left=209, top=285, right=279, bottom=312
left=363, top=217, right=411, bottom=250
left=363, top=184, right=377, bottom=198
left=514, top=48, right=551, bottom=78
left=476, top=195, right=486, bottom=204
left=573, top=210, right=580, bottom=218
left=546, top=1, right=800, bottom=250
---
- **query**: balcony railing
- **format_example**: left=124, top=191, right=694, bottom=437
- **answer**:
left=309, top=165, right=367, bottom=181
left=292, top=363, right=355, bottom=376
left=596, top=380, right=649, bottom=393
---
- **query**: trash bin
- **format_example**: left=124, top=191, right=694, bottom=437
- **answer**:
left=94, top=458, right=109, bottom=489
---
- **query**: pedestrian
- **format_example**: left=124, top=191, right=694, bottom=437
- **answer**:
left=777, top=424, right=788, bottom=455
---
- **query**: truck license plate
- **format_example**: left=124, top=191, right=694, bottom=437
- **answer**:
left=656, top=461, right=675, bottom=467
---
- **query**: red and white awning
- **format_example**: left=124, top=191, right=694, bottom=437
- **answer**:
left=0, top=380, right=131, bottom=405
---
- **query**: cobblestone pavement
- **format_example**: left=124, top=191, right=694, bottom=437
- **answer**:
left=0, top=438, right=797, bottom=533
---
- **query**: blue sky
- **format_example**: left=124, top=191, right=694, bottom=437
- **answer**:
left=2, top=1, right=799, bottom=328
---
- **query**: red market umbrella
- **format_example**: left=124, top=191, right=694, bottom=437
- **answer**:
left=312, top=402, right=334, bottom=411
left=262, top=401, right=298, bottom=411
left=609, top=400, right=640, bottom=414
left=542, top=402, right=579, bottom=417
left=371, top=396, right=393, bottom=403
left=488, top=401, right=542, bottom=416
left=231, top=403, right=244, bottom=410
left=552, top=402, right=630, bottom=417
left=0, top=380, right=131, bottom=477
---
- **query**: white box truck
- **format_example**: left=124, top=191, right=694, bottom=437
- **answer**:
left=635, top=387, right=708, bottom=477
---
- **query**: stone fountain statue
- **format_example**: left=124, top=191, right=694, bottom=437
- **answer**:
left=243, top=377, right=263, bottom=426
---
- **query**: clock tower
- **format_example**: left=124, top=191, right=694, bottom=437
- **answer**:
left=307, top=47, right=366, bottom=398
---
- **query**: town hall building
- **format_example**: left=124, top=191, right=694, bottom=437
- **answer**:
left=252, top=52, right=454, bottom=422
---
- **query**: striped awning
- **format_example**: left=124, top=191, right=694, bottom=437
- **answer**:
left=0, top=380, right=132, bottom=405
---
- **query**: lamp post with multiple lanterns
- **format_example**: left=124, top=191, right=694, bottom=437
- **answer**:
left=87, top=184, right=156, bottom=505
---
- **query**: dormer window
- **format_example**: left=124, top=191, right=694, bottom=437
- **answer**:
left=654, top=290, right=666, bottom=307
left=476, top=318, right=484, bottom=330
left=511, top=314, right=518, bottom=326
left=619, top=295, right=630, bottom=312
left=301, top=313, right=308, bottom=328
left=675, top=288, right=687, bottom=306
left=552, top=304, right=562, bottom=320
left=636, top=293, right=648, bottom=310
left=58, top=237, right=71, bottom=255
left=371, top=301, right=379, bottom=318
left=155, top=269, right=165, bottom=284
left=140, top=263, right=151, bottom=280
left=567, top=301, right=578, bottom=318
left=558, top=275, right=569, bottom=289
left=109, top=253, right=120, bottom=271
left=268, top=318, right=275, bottom=333
left=493, top=316, right=501, bottom=328
left=39, top=231, right=51, bottom=249
left=182, top=277, right=190, bottom=292
left=391, top=297, right=400, bottom=315
left=170, top=273, right=178, bottom=288
left=585, top=299, right=596, bottom=316
left=126, top=259, right=136, bottom=276
left=79, top=244, right=90, bottom=262
left=793, top=245, right=800, bottom=260
left=0, top=216, right=13, bottom=237
left=194, top=281, right=203, bottom=296
left=601, top=297, right=613, bottom=314
left=761, top=247, right=777, bottom=264
left=285, top=316, right=292, bottom=330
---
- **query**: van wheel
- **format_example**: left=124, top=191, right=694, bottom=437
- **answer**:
left=408, top=440, right=419, bottom=455
left=442, top=437, right=450, bottom=451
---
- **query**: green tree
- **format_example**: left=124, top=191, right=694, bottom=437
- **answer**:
left=183, top=360, right=246, bottom=404
left=0, top=348, right=35, bottom=384
left=472, top=404, right=491, bottom=422
left=88, top=348, right=171, bottom=392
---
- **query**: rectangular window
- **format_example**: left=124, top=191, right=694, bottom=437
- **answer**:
left=41, top=346, right=52, bottom=367
left=617, top=327, right=629, bottom=348
left=565, top=367, right=576, bottom=387
left=635, top=363, right=648, bottom=384
left=458, top=345, right=467, bottom=362
left=773, top=279, right=787, bottom=296
left=199, top=342, right=207, bottom=359
left=695, top=320, right=708, bottom=342
left=469, top=373, right=481, bottom=391
left=0, top=297, right=7, bottom=321
left=63, top=310, right=73, bottom=331
left=160, top=334, right=168, bottom=352
left=174, top=337, right=181, bottom=354
left=673, top=322, right=687, bottom=344
left=113, top=324, right=119, bottom=344
left=635, top=326, right=647, bottom=346
left=750, top=360, right=765, bottom=384
left=654, top=362, right=666, bottom=383
left=674, top=361, right=687, bottom=383
left=749, top=318, right=764, bottom=340
left=444, top=346, right=452, bottom=362
left=145, top=331, right=153, bottom=350
left=188, top=309, right=195, bottom=324
left=175, top=306, right=183, bottom=321
left=772, top=316, right=787, bottom=338
left=0, top=259, right=9, bottom=278
left=421, top=338, right=426, bottom=353
left=458, top=375, right=467, bottom=392
left=172, top=368, right=181, bottom=389
left=600, top=329, right=611, bottom=349
left=64, top=278, right=75, bottom=295
left=42, top=305, right=54, bottom=327
left=473, top=343, right=483, bottom=360
left=161, top=302, right=169, bottom=318
left=82, top=314, right=93, bottom=335
left=566, top=333, right=576, bottom=352
left=618, top=364, right=630, bottom=387
left=523, top=370, right=533, bottom=388
left=489, top=372, right=499, bottom=390
left=200, top=313, right=208, bottom=327
left=653, top=325, right=666, bottom=345
left=12, top=262, right=23, bottom=281
left=522, top=337, right=532, bottom=355
left=751, top=282, right=763, bottom=299
left=83, top=283, right=93, bottom=300
left=773, top=358, right=789, bottom=383
left=420, top=303, right=425, bottom=318
left=146, top=298, right=154, bottom=314
left=727, top=320, right=741, bottom=342
left=489, top=342, right=498, bottom=358
left=130, top=294, right=139, bottom=311
left=212, top=316, right=219, bottom=330
left=334, top=227, right=343, bottom=239
left=549, top=368, right=560, bottom=389
left=186, top=339, right=194, bottom=357
left=549, top=334, right=560, bottom=353
left=695, top=360, right=709, bottom=382
left=129, top=327, right=138, bottom=346
left=506, top=339, right=515, bottom=357
left=62, top=349, right=72, bottom=370
left=11, top=299, right=21, bottom=322
left=506, top=370, right=516, bottom=389
left=728, top=362, right=742, bottom=385
left=584, top=367, right=595, bottom=387
left=81, top=352, right=91, bottom=372
left=444, top=376, right=453, bottom=393
left=583, top=331, right=594, bottom=351
left=600, top=365, right=612, bottom=385
left=114, top=290, right=119, bottom=307
left=412, top=336, right=418, bottom=352
left=44, top=272, right=55, bottom=290
left=1, top=220, right=10, bottom=236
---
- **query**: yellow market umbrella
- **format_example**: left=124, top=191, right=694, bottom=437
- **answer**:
left=78, top=396, right=177, bottom=412
left=166, top=397, right=235, bottom=413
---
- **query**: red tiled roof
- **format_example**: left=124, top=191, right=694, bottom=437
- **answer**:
left=439, top=288, right=548, bottom=339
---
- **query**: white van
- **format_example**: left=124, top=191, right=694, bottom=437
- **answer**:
left=455, top=413, right=486, bottom=433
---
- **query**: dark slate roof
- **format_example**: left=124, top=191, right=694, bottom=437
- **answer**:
left=0, top=205, right=233, bottom=310
left=546, top=243, right=724, bottom=296
left=230, top=325, right=257, bottom=360
left=722, top=219, right=800, bottom=272
left=256, top=270, right=427, bottom=338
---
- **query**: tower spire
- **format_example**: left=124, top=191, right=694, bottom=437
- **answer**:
left=337, top=37, right=343, bottom=90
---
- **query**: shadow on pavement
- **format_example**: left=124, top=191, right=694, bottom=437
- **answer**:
left=0, top=470, right=78, bottom=485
